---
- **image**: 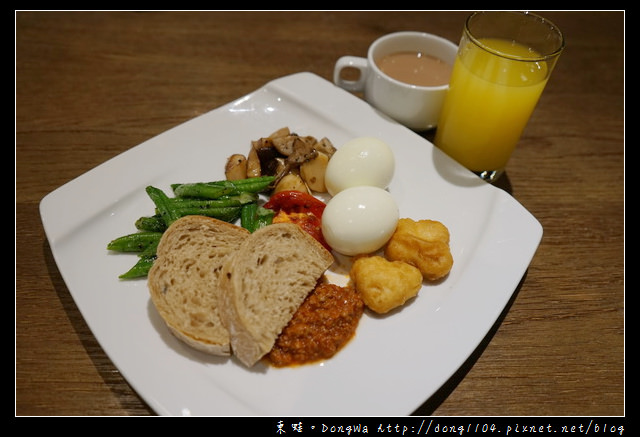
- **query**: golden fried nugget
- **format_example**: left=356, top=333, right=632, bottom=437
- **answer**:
left=395, top=217, right=450, bottom=243
left=350, top=256, right=423, bottom=314
left=384, top=218, right=453, bottom=281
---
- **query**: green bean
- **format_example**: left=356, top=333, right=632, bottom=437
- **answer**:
left=240, top=203, right=258, bottom=232
left=146, top=186, right=181, bottom=227
left=255, top=206, right=275, bottom=230
left=171, top=183, right=237, bottom=199
left=173, top=206, right=242, bottom=223
left=169, top=192, right=257, bottom=209
left=111, top=176, right=276, bottom=280
left=154, top=191, right=256, bottom=223
left=139, top=238, right=159, bottom=257
left=213, top=175, right=275, bottom=193
left=171, top=175, right=275, bottom=199
left=119, top=255, right=156, bottom=279
left=135, top=215, right=167, bottom=233
left=240, top=203, right=274, bottom=233
left=107, top=231, right=163, bottom=252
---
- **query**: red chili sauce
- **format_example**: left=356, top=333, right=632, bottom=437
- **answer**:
left=267, top=283, right=364, bottom=367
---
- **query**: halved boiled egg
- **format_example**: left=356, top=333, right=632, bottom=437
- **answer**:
left=322, top=186, right=399, bottom=256
left=324, top=137, right=395, bottom=196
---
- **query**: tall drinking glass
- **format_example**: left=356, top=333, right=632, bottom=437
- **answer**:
left=434, top=11, right=564, bottom=183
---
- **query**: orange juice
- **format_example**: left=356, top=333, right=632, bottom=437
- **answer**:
left=434, top=38, right=549, bottom=172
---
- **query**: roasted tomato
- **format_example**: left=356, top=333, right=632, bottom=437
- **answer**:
left=263, top=190, right=330, bottom=251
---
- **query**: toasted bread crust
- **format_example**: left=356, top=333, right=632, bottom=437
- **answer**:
left=148, top=215, right=250, bottom=355
left=219, top=223, right=334, bottom=367
left=148, top=217, right=333, bottom=366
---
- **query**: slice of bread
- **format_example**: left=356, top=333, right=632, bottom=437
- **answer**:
left=148, top=215, right=250, bottom=355
left=219, top=223, right=335, bottom=367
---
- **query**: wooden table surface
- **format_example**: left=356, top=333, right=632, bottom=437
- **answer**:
left=16, top=11, right=624, bottom=417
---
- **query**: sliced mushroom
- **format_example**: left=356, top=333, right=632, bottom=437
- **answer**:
left=272, top=135, right=298, bottom=156
left=273, top=170, right=309, bottom=194
left=235, top=128, right=335, bottom=193
left=271, top=157, right=287, bottom=178
left=300, top=152, right=329, bottom=192
left=252, top=137, right=287, bottom=176
left=285, top=137, right=318, bottom=167
left=246, top=147, right=261, bottom=178
left=225, top=153, right=248, bottom=180
left=268, top=126, right=290, bottom=139
left=315, top=137, right=337, bottom=158
left=301, top=136, right=319, bottom=147
left=259, top=148, right=284, bottom=175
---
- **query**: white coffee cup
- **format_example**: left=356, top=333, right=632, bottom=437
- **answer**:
left=333, top=31, right=458, bottom=131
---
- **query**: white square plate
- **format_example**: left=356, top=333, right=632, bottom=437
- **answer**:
left=40, top=72, right=542, bottom=416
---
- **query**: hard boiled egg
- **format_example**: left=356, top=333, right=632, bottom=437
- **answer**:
left=322, top=186, right=399, bottom=256
left=324, top=137, right=395, bottom=196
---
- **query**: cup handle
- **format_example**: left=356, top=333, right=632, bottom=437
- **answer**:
left=333, top=56, right=369, bottom=92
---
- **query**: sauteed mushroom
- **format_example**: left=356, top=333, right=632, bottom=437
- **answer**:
left=225, top=154, right=247, bottom=180
left=224, top=127, right=334, bottom=193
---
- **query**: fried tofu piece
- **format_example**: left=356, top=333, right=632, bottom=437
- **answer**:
left=384, top=218, right=453, bottom=281
left=350, top=256, right=423, bottom=314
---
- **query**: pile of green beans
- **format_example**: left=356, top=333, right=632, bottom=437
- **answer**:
left=107, top=176, right=275, bottom=279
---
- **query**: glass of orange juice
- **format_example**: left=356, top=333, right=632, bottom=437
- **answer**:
left=434, top=11, right=564, bottom=183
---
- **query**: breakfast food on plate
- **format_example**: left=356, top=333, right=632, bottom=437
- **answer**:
left=147, top=215, right=250, bottom=356
left=148, top=216, right=335, bottom=367
left=126, top=127, right=456, bottom=369
left=218, top=223, right=335, bottom=367
left=385, top=218, right=454, bottom=281
left=350, top=256, right=423, bottom=314
left=324, top=136, right=395, bottom=196
left=268, top=282, right=364, bottom=367
left=322, top=185, right=399, bottom=256
left=224, top=153, right=248, bottom=180
left=263, top=189, right=330, bottom=251
left=224, top=127, right=336, bottom=194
